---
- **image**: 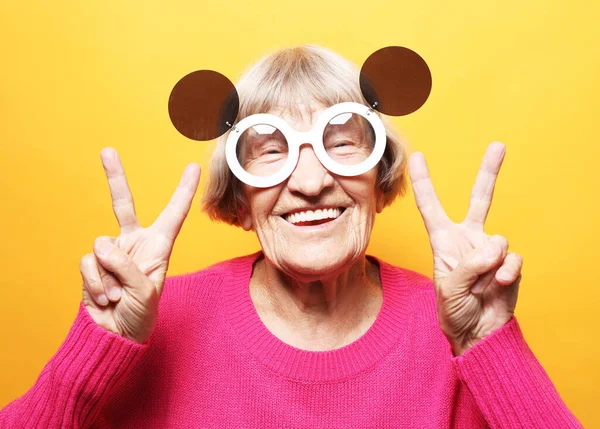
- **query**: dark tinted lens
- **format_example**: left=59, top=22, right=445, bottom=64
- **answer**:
left=168, top=70, right=239, bottom=141
left=360, top=46, right=432, bottom=116
left=323, top=113, right=375, bottom=165
left=236, top=124, right=289, bottom=177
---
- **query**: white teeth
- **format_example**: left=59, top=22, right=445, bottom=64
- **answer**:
left=285, top=208, right=343, bottom=225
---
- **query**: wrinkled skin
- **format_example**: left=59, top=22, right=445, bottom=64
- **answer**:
left=408, top=142, right=522, bottom=356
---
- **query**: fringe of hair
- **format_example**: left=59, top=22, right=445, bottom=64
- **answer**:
left=202, top=45, right=409, bottom=227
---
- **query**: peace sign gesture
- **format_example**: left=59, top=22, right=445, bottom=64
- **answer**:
left=408, top=142, right=523, bottom=356
left=79, top=148, right=200, bottom=344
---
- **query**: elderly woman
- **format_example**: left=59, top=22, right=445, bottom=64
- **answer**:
left=1, top=45, right=582, bottom=428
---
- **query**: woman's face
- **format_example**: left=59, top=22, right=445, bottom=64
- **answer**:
left=239, top=101, right=384, bottom=282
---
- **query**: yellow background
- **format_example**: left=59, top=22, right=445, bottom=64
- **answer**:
left=1, top=0, right=598, bottom=426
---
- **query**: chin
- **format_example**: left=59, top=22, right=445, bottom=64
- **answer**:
left=274, top=243, right=358, bottom=282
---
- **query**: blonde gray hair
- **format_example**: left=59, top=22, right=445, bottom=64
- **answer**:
left=202, top=45, right=410, bottom=226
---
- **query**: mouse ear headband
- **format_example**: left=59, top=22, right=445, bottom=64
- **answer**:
left=168, top=46, right=432, bottom=141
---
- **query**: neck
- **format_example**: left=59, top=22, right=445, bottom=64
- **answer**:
left=249, top=254, right=383, bottom=350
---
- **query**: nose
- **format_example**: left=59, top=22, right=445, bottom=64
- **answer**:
left=287, top=144, right=334, bottom=196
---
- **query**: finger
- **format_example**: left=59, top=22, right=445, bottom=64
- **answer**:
left=408, top=152, right=452, bottom=235
left=470, top=269, right=496, bottom=295
left=80, top=253, right=109, bottom=306
left=96, top=255, right=123, bottom=302
left=91, top=236, right=122, bottom=301
left=447, top=235, right=509, bottom=293
left=486, top=234, right=509, bottom=258
left=495, top=252, right=523, bottom=285
left=464, top=142, right=506, bottom=230
left=100, top=147, right=141, bottom=234
left=152, top=163, right=201, bottom=243
left=93, top=238, right=156, bottom=299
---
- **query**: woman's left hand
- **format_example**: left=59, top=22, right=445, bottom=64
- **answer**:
left=408, top=142, right=523, bottom=356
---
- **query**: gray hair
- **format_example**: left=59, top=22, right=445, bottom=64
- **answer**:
left=202, top=44, right=410, bottom=226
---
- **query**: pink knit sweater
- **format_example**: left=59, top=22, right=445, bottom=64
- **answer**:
left=0, top=252, right=583, bottom=428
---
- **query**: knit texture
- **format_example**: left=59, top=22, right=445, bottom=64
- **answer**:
left=0, top=251, right=583, bottom=428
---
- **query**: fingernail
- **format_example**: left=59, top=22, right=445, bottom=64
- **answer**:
left=95, top=239, right=113, bottom=257
left=107, top=287, right=121, bottom=301
left=97, top=294, right=109, bottom=306
left=485, top=244, right=498, bottom=259
left=497, top=273, right=510, bottom=283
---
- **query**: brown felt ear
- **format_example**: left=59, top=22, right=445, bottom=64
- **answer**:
left=168, top=70, right=239, bottom=141
left=360, top=46, right=432, bottom=116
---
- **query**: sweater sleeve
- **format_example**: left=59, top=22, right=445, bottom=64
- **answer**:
left=0, top=302, right=148, bottom=429
left=451, top=316, right=584, bottom=428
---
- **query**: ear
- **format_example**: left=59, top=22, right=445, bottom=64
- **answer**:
left=168, top=69, right=239, bottom=141
left=360, top=46, right=432, bottom=117
left=238, top=205, right=253, bottom=231
left=376, top=187, right=385, bottom=213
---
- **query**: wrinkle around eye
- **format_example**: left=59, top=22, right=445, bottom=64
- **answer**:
left=243, top=139, right=287, bottom=157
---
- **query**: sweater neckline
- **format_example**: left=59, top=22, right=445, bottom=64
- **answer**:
left=223, top=251, right=415, bottom=382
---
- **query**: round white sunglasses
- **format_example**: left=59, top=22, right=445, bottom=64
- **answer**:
left=225, top=102, right=387, bottom=188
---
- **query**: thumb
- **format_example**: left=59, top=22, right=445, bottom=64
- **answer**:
left=447, top=236, right=509, bottom=293
left=93, top=238, right=155, bottom=294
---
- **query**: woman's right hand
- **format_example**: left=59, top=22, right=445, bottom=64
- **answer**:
left=79, top=148, right=200, bottom=344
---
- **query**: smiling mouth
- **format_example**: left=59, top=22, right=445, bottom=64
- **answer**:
left=281, top=207, right=346, bottom=226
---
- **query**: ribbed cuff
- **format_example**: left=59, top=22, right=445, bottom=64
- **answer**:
left=4, top=302, right=148, bottom=428
left=452, top=316, right=583, bottom=429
